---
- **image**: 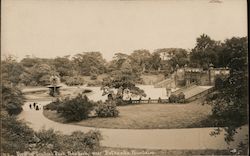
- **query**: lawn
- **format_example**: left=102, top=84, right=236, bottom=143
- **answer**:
left=43, top=99, right=214, bottom=129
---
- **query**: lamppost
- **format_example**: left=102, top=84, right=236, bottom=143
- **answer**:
left=174, top=64, right=179, bottom=89
left=208, top=63, right=214, bottom=85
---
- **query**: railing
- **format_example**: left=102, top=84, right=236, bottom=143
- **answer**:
left=123, top=98, right=169, bottom=104
left=185, top=86, right=214, bottom=102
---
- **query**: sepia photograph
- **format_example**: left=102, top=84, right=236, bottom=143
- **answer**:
left=1, top=0, right=248, bottom=155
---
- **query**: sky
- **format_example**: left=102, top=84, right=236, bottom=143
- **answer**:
left=1, top=0, right=247, bottom=61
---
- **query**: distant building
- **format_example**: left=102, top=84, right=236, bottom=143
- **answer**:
left=176, top=65, right=230, bottom=86
left=159, top=51, right=174, bottom=61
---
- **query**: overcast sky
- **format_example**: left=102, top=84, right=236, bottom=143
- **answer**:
left=1, top=0, right=247, bottom=61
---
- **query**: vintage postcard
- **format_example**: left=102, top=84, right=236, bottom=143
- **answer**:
left=1, top=0, right=248, bottom=155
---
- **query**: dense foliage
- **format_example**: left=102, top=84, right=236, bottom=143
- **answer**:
left=1, top=49, right=189, bottom=87
left=1, top=111, right=34, bottom=154
left=95, top=101, right=119, bottom=117
left=56, top=94, right=94, bottom=122
left=204, top=36, right=248, bottom=143
left=1, top=84, right=101, bottom=155
left=190, top=34, right=221, bottom=69
left=1, top=114, right=102, bottom=155
left=63, top=76, right=85, bottom=86
left=169, top=92, right=185, bottom=103
left=2, top=84, right=25, bottom=115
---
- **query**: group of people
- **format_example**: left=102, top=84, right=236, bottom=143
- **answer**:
left=29, top=102, right=42, bottom=110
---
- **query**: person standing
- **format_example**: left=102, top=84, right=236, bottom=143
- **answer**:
left=29, top=104, right=32, bottom=109
left=39, top=104, right=42, bottom=110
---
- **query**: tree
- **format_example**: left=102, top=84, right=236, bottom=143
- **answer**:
left=73, top=52, right=106, bottom=76
left=190, top=34, right=220, bottom=69
left=219, top=37, right=248, bottom=70
left=20, top=56, right=42, bottom=68
left=205, top=36, right=248, bottom=143
left=154, top=48, right=188, bottom=73
left=102, top=65, right=146, bottom=101
left=168, top=48, right=189, bottom=68
left=109, top=53, right=129, bottom=71
left=129, top=49, right=151, bottom=72
left=148, top=52, right=162, bottom=70
left=2, top=84, right=25, bottom=115
left=1, top=56, right=25, bottom=85
left=19, top=72, right=33, bottom=86
left=28, top=63, right=57, bottom=86
left=52, top=56, right=74, bottom=77
left=154, top=48, right=175, bottom=61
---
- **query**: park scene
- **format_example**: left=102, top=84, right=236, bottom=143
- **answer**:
left=1, top=0, right=248, bottom=156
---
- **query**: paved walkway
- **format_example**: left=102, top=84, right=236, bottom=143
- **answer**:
left=19, top=87, right=248, bottom=150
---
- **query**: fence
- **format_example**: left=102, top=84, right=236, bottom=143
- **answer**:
left=123, top=86, right=214, bottom=104
left=123, top=98, right=169, bottom=104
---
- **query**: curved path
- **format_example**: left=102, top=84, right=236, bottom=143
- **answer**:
left=19, top=87, right=248, bottom=150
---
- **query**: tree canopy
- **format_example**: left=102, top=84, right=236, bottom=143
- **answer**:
left=205, top=36, right=248, bottom=143
left=190, top=34, right=221, bottom=69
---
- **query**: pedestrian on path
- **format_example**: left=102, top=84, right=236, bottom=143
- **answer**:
left=36, top=105, right=39, bottom=111
left=33, top=102, right=36, bottom=108
left=39, top=104, right=42, bottom=110
left=29, top=104, right=32, bottom=109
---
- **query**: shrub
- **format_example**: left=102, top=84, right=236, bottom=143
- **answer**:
left=33, top=128, right=61, bottom=152
left=1, top=112, right=34, bottom=154
left=64, top=76, right=85, bottom=86
left=90, top=74, right=98, bottom=80
left=95, top=101, right=119, bottom=117
left=44, top=99, right=60, bottom=111
left=57, top=94, right=94, bottom=122
left=58, top=130, right=102, bottom=153
left=169, top=92, right=185, bottom=103
left=2, top=110, right=102, bottom=154
left=115, top=97, right=126, bottom=106
left=178, top=92, right=185, bottom=103
left=169, top=94, right=178, bottom=103
left=34, top=129, right=102, bottom=154
left=87, top=80, right=102, bottom=87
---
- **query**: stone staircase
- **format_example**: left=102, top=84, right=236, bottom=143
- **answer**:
left=154, top=78, right=174, bottom=88
left=172, top=85, right=214, bottom=102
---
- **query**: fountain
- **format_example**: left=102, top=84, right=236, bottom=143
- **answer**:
left=47, top=75, right=61, bottom=97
